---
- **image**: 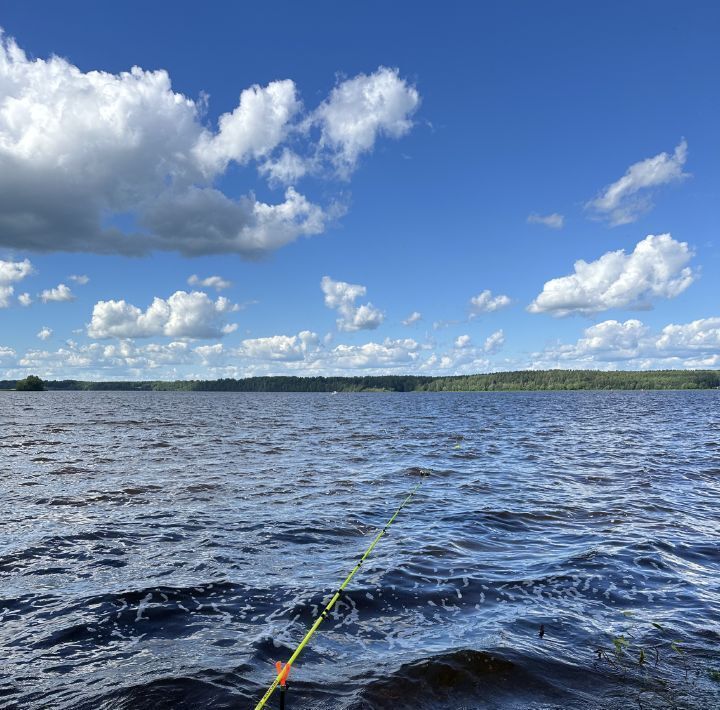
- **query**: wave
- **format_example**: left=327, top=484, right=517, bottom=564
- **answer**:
left=350, top=648, right=646, bottom=709
left=61, top=648, right=688, bottom=710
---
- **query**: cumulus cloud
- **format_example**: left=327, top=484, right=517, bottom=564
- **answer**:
left=139, top=186, right=330, bottom=257
left=321, top=276, right=385, bottom=331
left=87, top=290, right=238, bottom=339
left=327, top=338, right=420, bottom=369
left=219, top=332, right=419, bottom=371
left=0, top=258, right=33, bottom=284
left=0, top=32, right=418, bottom=256
left=17, top=292, right=32, bottom=306
left=0, top=258, right=33, bottom=307
left=194, top=343, right=225, bottom=365
left=531, top=317, right=720, bottom=369
left=5, top=314, right=720, bottom=380
left=259, top=148, right=310, bottom=185
left=188, top=274, right=232, bottom=291
left=402, top=311, right=422, bottom=326
left=655, top=317, right=720, bottom=355
left=13, top=339, right=197, bottom=378
left=0, top=286, right=12, bottom=308
left=40, top=283, right=74, bottom=303
left=192, top=80, right=301, bottom=176
left=469, top=290, right=512, bottom=315
left=586, top=140, right=689, bottom=225
left=483, top=329, right=505, bottom=353
left=314, top=67, right=420, bottom=177
left=68, top=274, right=90, bottom=285
left=240, top=331, right=319, bottom=361
left=1, top=333, right=429, bottom=379
left=527, top=213, right=564, bottom=229
left=528, top=234, right=694, bottom=317
left=36, top=327, right=52, bottom=340
left=418, top=329, right=505, bottom=374
left=420, top=347, right=488, bottom=374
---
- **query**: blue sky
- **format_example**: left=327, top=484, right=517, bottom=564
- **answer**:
left=0, top=0, right=718, bottom=380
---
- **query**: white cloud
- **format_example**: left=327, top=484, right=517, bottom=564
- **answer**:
left=68, top=274, right=90, bottom=285
left=402, top=311, right=422, bottom=326
left=655, top=317, right=720, bottom=355
left=188, top=274, right=232, bottom=291
left=469, top=290, right=512, bottom=314
left=527, top=213, right=564, bottom=229
left=194, top=343, right=225, bottom=365
left=432, top=319, right=460, bottom=331
left=240, top=331, right=319, bottom=361
left=193, top=80, right=300, bottom=176
left=36, top=327, right=52, bottom=340
left=0, top=258, right=33, bottom=307
left=0, top=258, right=33, bottom=284
left=14, top=339, right=197, bottom=378
left=0, top=32, right=418, bottom=256
left=420, top=345, right=489, bottom=374
left=0, top=286, right=12, bottom=308
left=5, top=314, right=720, bottom=380
left=222, top=333, right=421, bottom=373
left=87, top=290, right=238, bottom=339
left=321, top=276, right=385, bottom=331
left=2, top=333, right=429, bottom=379
left=17, top=292, right=32, bottom=307
left=40, top=283, right=74, bottom=303
left=314, top=67, right=420, bottom=177
left=327, top=338, right=420, bottom=369
left=531, top=317, right=720, bottom=370
left=483, top=329, right=505, bottom=353
left=259, top=148, right=309, bottom=185
left=528, top=234, right=695, bottom=317
left=587, top=140, right=689, bottom=225
left=418, top=329, right=505, bottom=374
left=580, top=319, right=648, bottom=354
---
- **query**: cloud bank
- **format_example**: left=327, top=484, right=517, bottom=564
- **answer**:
left=533, top=317, right=720, bottom=369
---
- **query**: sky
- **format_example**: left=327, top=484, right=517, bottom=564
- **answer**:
left=0, top=0, right=719, bottom=380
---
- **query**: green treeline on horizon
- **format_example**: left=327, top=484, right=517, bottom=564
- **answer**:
left=2, top=370, right=719, bottom=392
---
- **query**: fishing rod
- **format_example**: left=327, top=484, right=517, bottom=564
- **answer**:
left=253, top=471, right=428, bottom=709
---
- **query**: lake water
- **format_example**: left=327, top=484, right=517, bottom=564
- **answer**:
left=1, top=391, right=719, bottom=709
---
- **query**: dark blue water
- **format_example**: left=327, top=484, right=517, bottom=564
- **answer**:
left=1, top=391, right=718, bottom=709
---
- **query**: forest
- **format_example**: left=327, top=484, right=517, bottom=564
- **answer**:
left=2, top=370, right=719, bottom=392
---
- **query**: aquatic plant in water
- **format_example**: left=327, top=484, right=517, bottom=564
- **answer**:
left=593, top=611, right=717, bottom=708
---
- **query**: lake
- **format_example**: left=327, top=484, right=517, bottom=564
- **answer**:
left=1, top=391, right=718, bottom=709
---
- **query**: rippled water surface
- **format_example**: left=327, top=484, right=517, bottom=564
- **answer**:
left=1, top=391, right=719, bottom=709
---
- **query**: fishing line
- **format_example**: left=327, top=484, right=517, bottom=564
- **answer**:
left=253, top=470, right=429, bottom=709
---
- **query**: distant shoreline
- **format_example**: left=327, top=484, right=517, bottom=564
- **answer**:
left=2, top=370, right=719, bottom=392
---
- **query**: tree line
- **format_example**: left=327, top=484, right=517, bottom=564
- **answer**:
left=1, top=370, right=719, bottom=392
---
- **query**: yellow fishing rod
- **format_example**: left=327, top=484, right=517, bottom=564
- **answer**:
left=254, top=471, right=428, bottom=709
